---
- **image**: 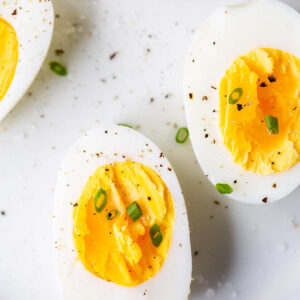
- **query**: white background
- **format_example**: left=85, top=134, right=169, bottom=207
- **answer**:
left=0, top=0, right=299, bottom=299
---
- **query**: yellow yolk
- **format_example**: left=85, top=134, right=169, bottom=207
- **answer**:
left=73, top=161, right=174, bottom=286
left=219, top=48, right=300, bottom=175
left=0, top=18, right=18, bottom=102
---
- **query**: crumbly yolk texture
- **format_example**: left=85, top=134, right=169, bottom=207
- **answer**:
left=0, top=18, right=18, bottom=102
left=73, top=161, right=174, bottom=286
left=219, top=48, right=300, bottom=175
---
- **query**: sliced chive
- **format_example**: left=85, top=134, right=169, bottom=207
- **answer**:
left=265, top=115, right=279, bottom=134
left=176, top=127, right=189, bottom=144
left=94, top=188, right=107, bottom=213
left=216, top=183, right=233, bottom=194
left=150, top=224, right=163, bottom=247
left=118, top=123, right=133, bottom=128
left=127, top=201, right=142, bottom=222
left=49, top=61, right=67, bottom=76
left=228, top=88, right=243, bottom=104
left=106, top=209, right=119, bottom=220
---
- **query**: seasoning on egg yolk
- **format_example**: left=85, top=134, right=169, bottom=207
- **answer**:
left=73, top=161, right=174, bottom=287
left=219, top=48, right=300, bottom=175
left=0, top=18, right=18, bottom=102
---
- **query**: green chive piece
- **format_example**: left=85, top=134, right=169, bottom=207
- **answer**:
left=228, top=88, right=243, bottom=104
left=106, top=209, right=119, bottom=220
left=94, top=188, right=107, bottom=213
left=150, top=224, right=163, bottom=248
left=118, top=123, right=133, bottom=128
left=49, top=61, right=67, bottom=76
left=127, top=201, right=142, bottom=222
left=176, top=127, right=189, bottom=144
left=216, top=183, right=233, bottom=194
left=265, top=115, right=279, bottom=134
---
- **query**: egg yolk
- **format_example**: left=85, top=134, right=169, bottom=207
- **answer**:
left=73, top=161, right=174, bottom=286
left=219, top=48, right=300, bottom=175
left=0, top=18, right=18, bottom=102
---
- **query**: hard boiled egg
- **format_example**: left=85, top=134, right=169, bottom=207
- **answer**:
left=0, top=0, right=54, bottom=121
left=184, top=0, right=300, bottom=203
left=53, top=125, right=191, bottom=300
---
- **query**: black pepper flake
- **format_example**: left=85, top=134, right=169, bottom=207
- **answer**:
left=168, top=167, right=172, bottom=171
left=1, top=211, right=5, bottom=216
left=260, top=82, right=267, bottom=87
left=212, top=109, right=216, bottom=113
left=211, top=86, right=217, bottom=90
left=150, top=97, right=154, bottom=103
left=147, top=196, right=151, bottom=201
left=272, top=183, right=277, bottom=188
left=192, top=59, right=195, bottom=63
left=105, top=168, right=109, bottom=171
left=214, top=200, right=220, bottom=205
left=278, top=151, right=281, bottom=155
left=104, top=130, right=108, bottom=134
left=189, top=93, right=194, bottom=100
left=55, top=49, right=64, bottom=56
left=233, top=180, right=237, bottom=184
left=213, top=41, right=216, bottom=45
left=194, top=251, right=198, bottom=256
left=73, top=203, right=78, bottom=207
left=237, top=104, right=243, bottom=111
left=271, top=162, right=275, bottom=165
left=292, top=106, right=297, bottom=111
left=268, top=75, right=276, bottom=82
left=205, top=133, right=209, bottom=138
left=202, top=96, right=208, bottom=101
left=262, top=197, right=268, bottom=203
left=109, top=52, right=118, bottom=60
left=159, top=152, right=164, bottom=158
left=12, top=9, right=17, bottom=15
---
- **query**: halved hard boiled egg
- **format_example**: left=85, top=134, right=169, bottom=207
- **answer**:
left=0, top=0, right=54, bottom=121
left=184, top=0, right=300, bottom=203
left=53, top=125, right=191, bottom=300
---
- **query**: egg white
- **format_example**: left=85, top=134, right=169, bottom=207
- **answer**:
left=184, top=0, right=300, bottom=204
left=53, top=125, right=192, bottom=300
left=0, top=0, right=54, bottom=121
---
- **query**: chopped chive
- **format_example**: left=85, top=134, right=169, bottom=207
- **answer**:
left=216, top=183, right=233, bottom=194
left=176, top=127, right=189, bottom=144
left=228, top=88, right=243, bottom=104
left=127, top=201, right=142, bottom=222
left=106, top=209, right=119, bottom=220
left=150, top=224, right=163, bottom=247
left=118, top=123, right=133, bottom=128
left=49, top=61, right=67, bottom=76
left=94, top=188, right=107, bottom=213
left=265, top=115, right=279, bottom=134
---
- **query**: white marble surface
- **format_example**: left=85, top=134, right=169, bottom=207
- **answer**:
left=0, top=0, right=299, bottom=299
